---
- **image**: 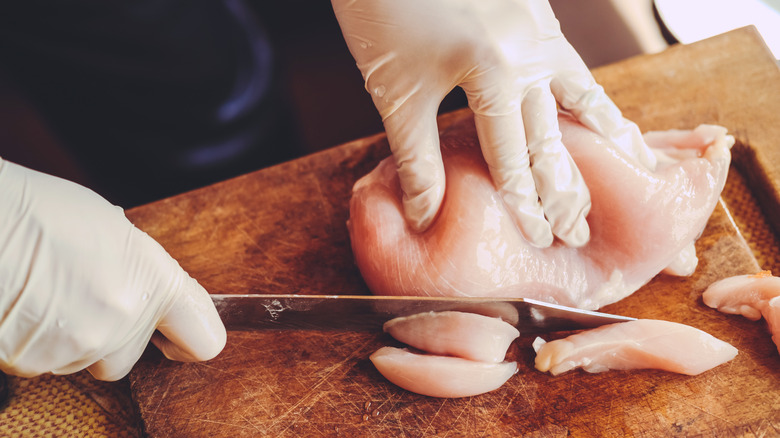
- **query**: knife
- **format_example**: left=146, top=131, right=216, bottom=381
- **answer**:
left=211, top=294, right=635, bottom=333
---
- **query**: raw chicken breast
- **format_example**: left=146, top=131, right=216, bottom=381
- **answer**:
left=703, top=271, right=780, bottom=353
left=383, top=311, right=519, bottom=363
left=370, top=346, right=518, bottom=398
left=533, top=319, right=737, bottom=376
left=348, top=113, right=732, bottom=309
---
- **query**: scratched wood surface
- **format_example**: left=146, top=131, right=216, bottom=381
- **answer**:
left=127, top=27, right=780, bottom=437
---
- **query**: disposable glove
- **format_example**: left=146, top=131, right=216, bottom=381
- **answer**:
left=0, top=158, right=226, bottom=381
left=332, top=0, right=657, bottom=247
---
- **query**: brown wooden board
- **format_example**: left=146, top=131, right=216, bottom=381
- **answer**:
left=128, top=27, right=780, bottom=436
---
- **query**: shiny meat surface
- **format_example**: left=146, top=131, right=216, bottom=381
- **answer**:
left=703, top=271, right=780, bottom=353
left=383, top=311, right=519, bottom=363
left=369, top=347, right=517, bottom=398
left=373, top=311, right=518, bottom=397
left=533, top=319, right=737, bottom=376
left=348, top=113, right=733, bottom=309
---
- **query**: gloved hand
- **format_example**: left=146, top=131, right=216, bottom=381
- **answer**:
left=0, top=158, right=226, bottom=381
left=332, top=0, right=657, bottom=247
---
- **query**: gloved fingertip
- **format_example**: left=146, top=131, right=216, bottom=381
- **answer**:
left=154, top=327, right=225, bottom=363
left=557, top=215, right=590, bottom=248
left=526, top=227, right=554, bottom=249
left=402, top=183, right=444, bottom=232
left=154, top=277, right=227, bottom=362
left=154, top=325, right=226, bottom=363
left=515, top=214, right=553, bottom=248
left=499, top=189, right=553, bottom=248
left=405, top=208, right=435, bottom=233
left=86, top=360, right=132, bottom=382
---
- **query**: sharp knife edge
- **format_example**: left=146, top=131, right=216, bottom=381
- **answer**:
left=211, top=294, right=636, bottom=333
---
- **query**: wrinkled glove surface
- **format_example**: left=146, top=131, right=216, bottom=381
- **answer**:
left=333, top=0, right=657, bottom=247
left=0, top=159, right=226, bottom=381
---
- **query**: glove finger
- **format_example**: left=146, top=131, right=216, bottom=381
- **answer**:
left=470, top=102, right=553, bottom=248
left=84, top=273, right=225, bottom=380
left=522, top=85, right=590, bottom=248
left=383, top=101, right=446, bottom=232
left=85, top=326, right=155, bottom=381
left=551, top=70, right=657, bottom=170
left=150, top=274, right=226, bottom=363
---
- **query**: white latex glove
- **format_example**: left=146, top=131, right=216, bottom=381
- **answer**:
left=332, top=0, right=657, bottom=247
left=0, top=159, right=226, bottom=381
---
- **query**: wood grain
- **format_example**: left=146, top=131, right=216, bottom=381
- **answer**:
left=128, top=27, right=780, bottom=437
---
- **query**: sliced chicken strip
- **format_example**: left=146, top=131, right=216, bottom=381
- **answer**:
left=383, top=311, right=519, bottom=363
left=533, top=319, right=737, bottom=376
left=370, top=347, right=518, bottom=398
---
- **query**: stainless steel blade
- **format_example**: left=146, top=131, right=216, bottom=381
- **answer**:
left=211, top=294, right=635, bottom=333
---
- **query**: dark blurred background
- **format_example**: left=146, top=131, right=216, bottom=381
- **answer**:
left=0, top=0, right=667, bottom=208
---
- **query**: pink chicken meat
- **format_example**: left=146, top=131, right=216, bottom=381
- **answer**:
left=383, top=311, right=519, bottom=363
left=703, top=271, right=780, bottom=354
left=370, top=347, right=518, bottom=398
left=348, top=113, right=733, bottom=309
left=533, top=319, right=737, bottom=376
left=372, top=311, right=519, bottom=398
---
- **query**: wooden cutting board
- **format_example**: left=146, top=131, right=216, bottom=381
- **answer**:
left=128, top=27, right=780, bottom=437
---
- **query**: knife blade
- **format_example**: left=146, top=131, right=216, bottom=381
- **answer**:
left=210, top=294, right=635, bottom=333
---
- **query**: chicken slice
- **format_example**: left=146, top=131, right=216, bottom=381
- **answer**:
left=383, top=311, right=519, bottom=363
left=370, top=347, right=518, bottom=398
left=703, top=271, right=780, bottom=353
left=533, top=319, right=737, bottom=376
